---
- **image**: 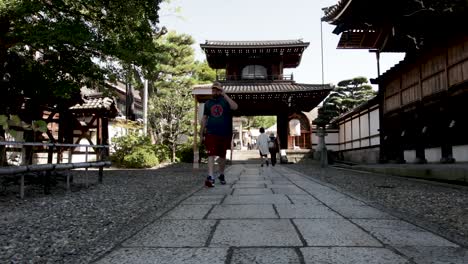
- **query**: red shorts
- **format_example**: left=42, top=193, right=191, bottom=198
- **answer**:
left=204, top=134, right=231, bottom=157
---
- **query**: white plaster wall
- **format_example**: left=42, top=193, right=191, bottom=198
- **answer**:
left=327, top=145, right=340, bottom=151
left=425, top=147, right=442, bottom=163
left=369, top=109, right=379, bottom=135
left=339, top=123, right=345, bottom=143
left=404, top=150, right=416, bottom=163
left=311, top=130, right=338, bottom=151
left=352, top=117, right=360, bottom=140
left=325, top=131, right=339, bottom=144
left=352, top=140, right=360, bottom=149
left=345, top=121, right=352, bottom=142
left=361, top=139, right=370, bottom=147
left=370, top=136, right=380, bottom=146
left=453, top=145, right=468, bottom=162
left=360, top=114, right=369, bottom=138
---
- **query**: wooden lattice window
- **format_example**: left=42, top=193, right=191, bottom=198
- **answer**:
left=241, top=65, right=267, bottom=79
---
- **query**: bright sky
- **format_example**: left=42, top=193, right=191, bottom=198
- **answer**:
left=159, top=0, right=405, bottom=87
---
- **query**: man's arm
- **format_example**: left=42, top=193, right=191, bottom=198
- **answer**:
left=200, top=115, right=208, bottom=140
left=221, top=91, right=238, bottom=110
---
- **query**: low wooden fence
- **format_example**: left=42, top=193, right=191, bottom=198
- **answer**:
left=0, top=141, right=111, bottom=198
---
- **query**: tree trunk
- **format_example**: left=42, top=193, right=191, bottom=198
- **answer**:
left=171, top=141, right=176, bottom=163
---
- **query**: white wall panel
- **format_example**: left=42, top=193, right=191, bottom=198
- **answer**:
left=425, top=147, right=442, bottom=163
left=453, top=145, right=468, bottom=162
left=345, top=121, right=352, bottom=142
left=360, top=114, right=369, bottom=138
left=352, top=117, right=360, bottom=140
left=369, top=109, right=379, bottom=136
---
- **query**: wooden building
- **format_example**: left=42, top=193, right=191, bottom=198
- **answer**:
left=322, top=0, right=468, bottom=163
left=193, top=40, right=332, bottom=154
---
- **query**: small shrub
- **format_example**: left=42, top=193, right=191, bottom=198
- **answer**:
left=176, top=144, right=194, bottom=163
left=122, top=147, right=158, bottom=168
left=153, top=144, right=171, bottom=163
left=176, top=143, right=207, bottom=163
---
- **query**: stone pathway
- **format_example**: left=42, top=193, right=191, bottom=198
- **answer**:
left=94, top=164, right=467, bottom=264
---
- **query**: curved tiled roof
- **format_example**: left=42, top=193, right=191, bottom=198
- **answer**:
left=221, top=82, right=331, bottom=93
left=70, top=97, right=115, bottom=110
left=321, top=0, right=352, bottom=22
left=202, top=39, right=308, bottom=47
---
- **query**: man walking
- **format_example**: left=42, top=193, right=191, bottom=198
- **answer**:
left=200, top=82, right=238, bottom=187
left=257, top=127, right=270, bottom=167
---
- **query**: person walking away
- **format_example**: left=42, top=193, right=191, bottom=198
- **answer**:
left=257, top=127, right=270, bottom=167
left=268, top=133, right=279, bottom=166
left=200, top=81, right=238, bottom=187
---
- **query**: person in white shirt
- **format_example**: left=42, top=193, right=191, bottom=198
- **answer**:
left=257, top=127, right=270, bottom=167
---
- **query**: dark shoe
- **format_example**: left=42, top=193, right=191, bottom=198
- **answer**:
left=219, top=174, right=226, bottom=185
left=261, top=164, right=263, bottom=167
left=205, top=176, right=215, bottom=188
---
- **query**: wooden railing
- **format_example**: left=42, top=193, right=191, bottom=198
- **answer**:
left=0, top=141, right=110, bottom=198
left=216, top=73, right=294, bottom=81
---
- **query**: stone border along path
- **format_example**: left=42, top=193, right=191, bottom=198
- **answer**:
left=93, top=164, right=468, bottom=264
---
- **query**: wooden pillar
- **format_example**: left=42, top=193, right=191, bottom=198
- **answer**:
left=277, top=113, right=288, bottom=149
left=193, top=97, right=199, bottom=169
left=99, top=117, right=109, bottom=183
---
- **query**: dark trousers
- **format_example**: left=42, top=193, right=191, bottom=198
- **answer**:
left=269, top=148, right=277, bottom=165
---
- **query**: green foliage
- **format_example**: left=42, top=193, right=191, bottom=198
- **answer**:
left=153, top=144, right=171, bottom=163
left=122, top=147, right=158, bottom=168
left=0, top=114, right=48, bottom=138
left=176, top=144, right=194, bottom=163
left=175, top=143, right=207, bottom=163
left=0, top=0, right=163, bottom=115
left=148, top=31, right=197, bottom=162
left=243, top=116, right=276, bottom=129
left=192, top=60, right=223, bottom=83
left=314, top=77, right=376, bottom=128
left=110, top=132, right=152, bottom=164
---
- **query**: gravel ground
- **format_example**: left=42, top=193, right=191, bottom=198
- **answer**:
left=0, top=163, right=205, bottom=263
left=288, top=163, right=468, bottom=247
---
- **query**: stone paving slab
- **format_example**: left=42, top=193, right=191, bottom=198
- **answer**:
left=287, top=194, right=323, bottom=205
left=272, top=186, right=308, bottom=195
left=236, top=180, right=273, bottom=185
left=301, top=247, right=410, bottom=264
left=207, top=204, right=277, bottom=219
left=96, top=164, right=465, bottom=263
left=182, top=195, right=224, bottom=204
left=223, top=194, right=292, bottom=204
left=161, top=204, right=213, bottom=220
left=239, top=176, right=265, bottom=181
left=330, top=205, right=397, bottom=219
left=294, top=219, right=382, bottom=246
left=313, top=194, right=367, bottom=206
left=209, top=219, right=303, bottom=247
left=353, top=219, right=459, bottom=247
left=394, top=246, right=468, bottom=264
left=275, top=204, right=343, bottom=219
left=266, top=184, right=297, bottom=188
left=123, top=220, right=217, bottom=247
left=194, top=186, right=233, bottom=196
left=231, top=248, right=301, bottom=264
left=232, top=183, right=266, bottom=188
left=232, top=188, right=273, bottom=195
left=96, top=248, right=228, bottom=264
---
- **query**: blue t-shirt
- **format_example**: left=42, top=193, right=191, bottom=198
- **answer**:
left=203, top=97, right=233, bottom=136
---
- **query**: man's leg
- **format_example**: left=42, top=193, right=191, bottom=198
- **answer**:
left=208, top=156, right=215, bottom=177
left=218, top=157, right=226, bottom=175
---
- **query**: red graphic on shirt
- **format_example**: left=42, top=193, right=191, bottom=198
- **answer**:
left=210, top=104, right=223, bottom=117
